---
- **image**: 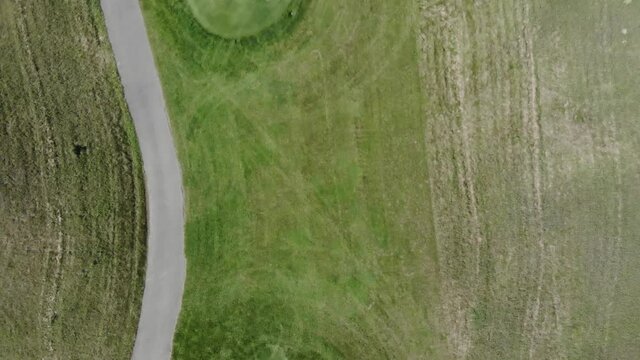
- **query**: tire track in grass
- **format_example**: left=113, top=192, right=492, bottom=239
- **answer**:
left=418, top=2, right=564, bottom=358
left=13, top=2, right=66, bottom=354
left=595, top=2, right=624, bottom=353
left=518, top=1, right=548, bottom=356
left=446, top=1, right=485, bottom=279
left=417, top=3, right=482, bottom=357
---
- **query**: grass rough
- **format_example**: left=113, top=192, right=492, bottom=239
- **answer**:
left=0, top=0, right=146, bottom=358
left=417, top=0, right=640, bottom=358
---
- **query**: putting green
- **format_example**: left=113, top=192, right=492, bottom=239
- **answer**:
left=187, top=0, right=292, bottom=38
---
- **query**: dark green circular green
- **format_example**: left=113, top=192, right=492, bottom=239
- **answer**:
left=187, top=0, right=293, bottom=39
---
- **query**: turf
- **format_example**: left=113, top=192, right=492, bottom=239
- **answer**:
left=0, top=1, right=146, bottom=358
left=187, top=0, right=293, bottom=38
left=141, top=0, right=640, bottom=358
left=143, top=0, right=440, bottom=358
left=418, top=0, right=640, bottom=358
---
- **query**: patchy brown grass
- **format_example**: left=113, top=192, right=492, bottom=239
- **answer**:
left=418, top=0, right=640, bottom=359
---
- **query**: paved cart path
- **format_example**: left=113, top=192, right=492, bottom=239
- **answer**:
left=100, top=1, right=186, bottom=359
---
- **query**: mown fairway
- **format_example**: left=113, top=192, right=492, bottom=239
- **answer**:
left=0, top=1, right=145, bottom=358
left=142, top=0, right=640, bottom=358
left=143, top=0, right=440, bottom=358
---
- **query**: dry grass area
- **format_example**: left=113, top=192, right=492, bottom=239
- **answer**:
left=0, top=1, right=145, bottom=358
left=418, top=0, right=640, bottom=358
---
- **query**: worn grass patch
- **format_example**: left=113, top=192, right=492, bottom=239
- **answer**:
left=0, top=1, right=145, bottom=358
left=418, top=0, right=640, bottom=358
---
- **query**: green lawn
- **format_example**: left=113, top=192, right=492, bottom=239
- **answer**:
left=0, top=1, right=145, bottom=358
left=142, top=0, right=640, bottom=358
left=142, top=0, right=440, bottom=358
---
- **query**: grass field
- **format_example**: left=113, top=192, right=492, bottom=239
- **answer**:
left=0, top=1, right=145, bottom=358
left=142, top=0, right=640, bottom=358
left=419, top=1, right=640, bottom=358
left=143, top=0, right=440, bottom=358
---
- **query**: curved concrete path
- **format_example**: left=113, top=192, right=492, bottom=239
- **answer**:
left=100, top=1, right=186, bottom=359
